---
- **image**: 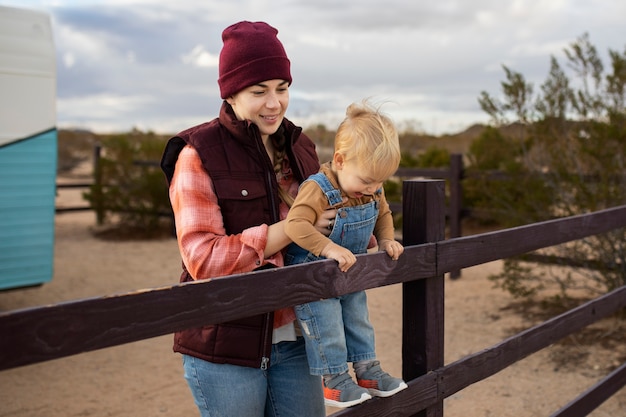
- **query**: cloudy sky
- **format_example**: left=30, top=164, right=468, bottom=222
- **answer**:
left=6, top=0, right=626, bottom=135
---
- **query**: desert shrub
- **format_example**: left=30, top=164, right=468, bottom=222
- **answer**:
left=476, top=33, right=626, bottom=302
left=83, top=130, right=172, bottom=238
left=416, top=146, right=450, bottom=168
left=464, top=126, right=553, bottom=227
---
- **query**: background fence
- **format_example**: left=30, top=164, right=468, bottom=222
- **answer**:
left=55, top=148, right=467, bottom=275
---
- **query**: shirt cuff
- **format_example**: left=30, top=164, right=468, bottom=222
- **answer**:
left=241, top=223, right=283, bottom=268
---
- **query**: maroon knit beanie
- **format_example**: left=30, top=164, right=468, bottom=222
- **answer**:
left=218, top=21, right=292, bottom=99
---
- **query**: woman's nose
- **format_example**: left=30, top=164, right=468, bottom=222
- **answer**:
left=265, top=92, right=280, bottom=108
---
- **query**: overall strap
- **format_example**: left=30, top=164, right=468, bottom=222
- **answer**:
left=306, top=172, right=344, bottom=207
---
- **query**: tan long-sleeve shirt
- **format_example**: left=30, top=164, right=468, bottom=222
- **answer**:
left=285, top=162, right=396, bottom=256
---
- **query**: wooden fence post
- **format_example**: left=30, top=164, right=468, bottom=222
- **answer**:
left=92, top=143, right=104, bottom=225
left=402, top=180, right=446, bottom=417
left=448, top=154, right=463, bottom=279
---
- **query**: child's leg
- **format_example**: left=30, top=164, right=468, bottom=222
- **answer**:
left=294, top=298, right=350, bottom=376
left=339, top=290, right=408, bottom=397
left=295, top=298, right=372, bottom=408
left=340, top=291, right=377, bottom=362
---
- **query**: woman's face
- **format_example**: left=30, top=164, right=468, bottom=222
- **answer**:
left=227, top=79, right=290, bottom=140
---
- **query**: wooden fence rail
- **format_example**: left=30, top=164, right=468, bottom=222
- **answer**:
left=19, top=179, right=626, bottom=416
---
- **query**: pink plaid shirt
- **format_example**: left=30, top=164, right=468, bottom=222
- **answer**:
left=170, top=145, right=297, bottom=326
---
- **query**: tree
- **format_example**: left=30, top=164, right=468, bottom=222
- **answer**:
left=416, top=145, right=450, bottom=168
left=476, top=33, right=626, bottom=302
left=464, top=126, right=551, bottom=227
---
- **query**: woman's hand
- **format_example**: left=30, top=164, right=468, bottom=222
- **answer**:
left=314, top=199, right=346, bottom=236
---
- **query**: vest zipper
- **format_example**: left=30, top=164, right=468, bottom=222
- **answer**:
left=260, top=312, right=273, bottom=370
left=266, top=171, right=279, bottom=223
left=256, top=129, right=279, bottom=370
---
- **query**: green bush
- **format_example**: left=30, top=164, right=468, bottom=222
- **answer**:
left=83, top=130, right=172, bottom=238
left=464, top=126, right=553, bottom=227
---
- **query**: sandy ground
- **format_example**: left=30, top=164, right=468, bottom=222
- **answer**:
left=0, top=185, right=625, bottom=417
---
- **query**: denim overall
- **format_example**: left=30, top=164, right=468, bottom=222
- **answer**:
left=285, top=172, right=379, bottom=376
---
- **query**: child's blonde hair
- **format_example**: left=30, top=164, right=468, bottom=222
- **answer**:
left=334, top=100, right=401, bottom=182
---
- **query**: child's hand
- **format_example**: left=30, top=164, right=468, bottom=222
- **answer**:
left=378, top=239, right=404, bottom=261
left=321, top=242, right=357, bottom=272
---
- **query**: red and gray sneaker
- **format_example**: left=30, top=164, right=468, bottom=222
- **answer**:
left=323, top=371, right=372, bottom=408
left=357, top=360, right=408, bottom=397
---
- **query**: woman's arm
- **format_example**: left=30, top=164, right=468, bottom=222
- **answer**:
left=284, top=181, right=334, bottom=256
left=170, top=146, right=274, bottom=279
left=266, top=196, right=338, bottom=257
left=264, top=220, right=290, bottom=258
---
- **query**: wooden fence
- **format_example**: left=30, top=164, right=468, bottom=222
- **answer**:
left=3, top=179, right=626, bottom=416
left=55, top=144, right=102, bottom=213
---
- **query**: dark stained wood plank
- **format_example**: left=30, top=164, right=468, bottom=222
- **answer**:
left=549, top=362, right=626, bottom=417
left=448, top=154, right=464, bottom=279
left=0, top=243, right=435, bottom=370
left=330, top=372, right=439, bottom=417
left=394, top=167, right=452, bottom=180
left=402, top=180, right=446, bottom=417
left=438, top=286, right=626, bottom=398
left=438, top=205, right=626, bottom=274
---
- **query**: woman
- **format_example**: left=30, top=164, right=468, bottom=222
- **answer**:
left=161, top=21, right=331, bottom=417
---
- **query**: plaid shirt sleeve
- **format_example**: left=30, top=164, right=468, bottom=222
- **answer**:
left=169, top=145, right=282, bottom=280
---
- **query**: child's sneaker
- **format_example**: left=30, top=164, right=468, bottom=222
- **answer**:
left=323, top=371, right=372, bottom=408
left=357, top=360, right=408, bottom=397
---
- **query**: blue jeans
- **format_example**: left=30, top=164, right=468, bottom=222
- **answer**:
left=294, top=291, right=376, bottom=375
left=182, top=338, right=325, bottom=417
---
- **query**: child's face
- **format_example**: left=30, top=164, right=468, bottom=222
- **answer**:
left=335, top=157, right=384, bottom=199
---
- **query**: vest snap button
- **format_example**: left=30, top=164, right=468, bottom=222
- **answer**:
left=241, top=189, right=249, bottom=197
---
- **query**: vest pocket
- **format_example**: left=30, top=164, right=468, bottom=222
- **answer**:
left=211, top=175, right=270, bottom=232
left=212, top=176, right=266, bottom=201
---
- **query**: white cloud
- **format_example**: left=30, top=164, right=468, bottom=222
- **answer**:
left=181, top=45, right=219, bottom=68
left=297, top=34, right=342, bottom=50
left=62, top=51, right=75, bottom=68
left=55, top=21, right=118, bottom=66
left=125, top=50, right=136, bottom=64
left=510, top=40, right=569, bottom=59
left=58, top=93, right=152, bottom=123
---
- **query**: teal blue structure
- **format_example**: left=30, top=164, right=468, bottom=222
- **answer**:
left=0, top=130, right=57, bottom=289
left=0, top=6, right=57, bottom=290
